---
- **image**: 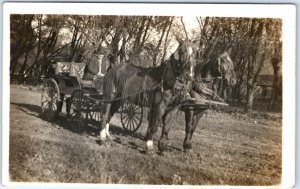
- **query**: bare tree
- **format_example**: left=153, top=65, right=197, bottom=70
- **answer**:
left=152, top=17, right=174, bottom=66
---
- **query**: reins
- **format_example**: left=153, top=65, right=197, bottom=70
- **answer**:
left=88, top=63, right=168, bottom=103
left=86, top=85, right=161, bottom=103
left=88, top=46, right=194, bottom=104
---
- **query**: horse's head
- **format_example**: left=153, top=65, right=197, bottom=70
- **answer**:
left=171, top=38, right=196, bottom=81
left=216, top=51, right=237, bottom=86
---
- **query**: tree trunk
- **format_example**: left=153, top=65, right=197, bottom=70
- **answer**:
left=129, top=17, right=148, bottom=62
left=10, top=15, right=35, bottom=82
left=24, top=16, right=43, bottom=78
left=110, top=22, right=123, bottom=65
left=118, top=30, right=128, bottom=64
left=245, top=84, right=254, bottom=113
left=18, top=49, right=30, bottom=82
left=140, top=16, right=152, bottom=47
left=152, top=19, right=170, bottom=66
left=268, top=61, right=281, bottom=110
left=161, top=18, right=173, bottom=63
left=10, top=56, right=19, bottom=82
left=268, top=42, right=282, bottom=111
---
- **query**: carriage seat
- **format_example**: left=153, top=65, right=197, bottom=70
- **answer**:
left=80, top=78, right=95, bottom=87
left=55, top=61, right=103, bottom=93
left=69, top=62, right=96, bottom=88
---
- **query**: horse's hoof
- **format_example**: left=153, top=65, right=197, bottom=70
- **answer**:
left=159, top=150, right=169, bottom=157
left=184, top=148, right=193, bottom=153
left=107, top=135, right=114, bottom=141
left=158, top=141, right=168, bottom=152
left=146, top=149, right=156, bottom=157
left=96, top=139, right=105, bottom=145
left=183, top=143, right=192, bottom=153
left=158, top=146, right=167, bottom=154
left=97, top=138, right=111, bottom=146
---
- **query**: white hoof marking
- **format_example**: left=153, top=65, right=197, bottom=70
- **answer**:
left=100, top=128, right=106, bottom=141
left=105, top=123, right=111, bottom=136
left=146, top=140, right=154, bottom=150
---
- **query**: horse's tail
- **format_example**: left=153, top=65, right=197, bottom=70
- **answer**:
left=102, top=67, right=118, bottom=101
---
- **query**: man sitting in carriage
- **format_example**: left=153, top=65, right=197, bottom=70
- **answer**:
left=83, top=49, right=102, bottom=81
left=82, top=48, right=114, bottom=91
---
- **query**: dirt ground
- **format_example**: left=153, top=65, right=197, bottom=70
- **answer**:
left=8, top=85, right=282, bottom=185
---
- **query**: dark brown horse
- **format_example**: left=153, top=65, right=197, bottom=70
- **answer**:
left=161, top=51, right=237, bottom=152
left=99, top=38, right=196, bottom=153
left=199, top=51, right=237, bottom=99
left=184, top=51, right=237, bottom=152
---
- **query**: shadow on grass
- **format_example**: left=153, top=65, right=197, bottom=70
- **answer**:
left=11, top=102, right=184, bottom=155
left=11, top=102, right=147, bottom=150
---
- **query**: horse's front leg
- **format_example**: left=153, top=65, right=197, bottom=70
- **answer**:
left=104, top=99, right=121, bottom=140
left=159, top=105, right=179, bottom=153
left=57, top=94, right=65, bottom=117
left=66, top=97, right=71, bottom=116
left=223, top=85, right=228, bottom=101
left=146, top=91, right=164, bottom=153
left=212, top=80, right=218, bottom=100
left=99, top=93, right=115, bottom=143
left=183, top=108, right=205, bottom=152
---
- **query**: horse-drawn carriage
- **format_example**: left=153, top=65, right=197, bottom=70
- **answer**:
left=39, top=60, right=214, bottom=134
left=40, top=61, right=144, bottom=133
left=40, top=39, right=236, bottom=153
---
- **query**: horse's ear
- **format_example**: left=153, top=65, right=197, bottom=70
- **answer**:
left=175, top=35, right=184, bottom=44
left=227, top=48, right=232, bottom=55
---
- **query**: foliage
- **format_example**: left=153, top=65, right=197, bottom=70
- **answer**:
left=194, top=17, right=282, bottom=111
left=9, top=15, right=282, bottom=111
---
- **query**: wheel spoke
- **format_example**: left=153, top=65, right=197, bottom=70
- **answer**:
left=41, top=79, right=60, bottom=121
left=124, top=116, right=129, bottom=128
left=66, top=90, right=86, bottom=133
left=121, top=113, right=125, bottom=119
left=134, top=105, right=141, bottom=111
left=120, top=102, right=143, bottom=132
left=51, top=103, right=57, bottom=111
left=43, top=101, right=50, bottom=109
left=96, top=112, right=101, bottom=121
left=132, top=116, right=138, bottom=129
left=129, top=118, right=133, bottom=131
left=121, top=111, right=129, bottom=119
left=133, top=113, right=142, bottom=120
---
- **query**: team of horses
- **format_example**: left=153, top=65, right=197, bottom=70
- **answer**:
left=97, top=38, right=237, bottom=154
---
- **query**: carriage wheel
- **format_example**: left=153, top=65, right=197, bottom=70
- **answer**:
left=41, top=78, right=60, bottom=121
left=121, top=102, right=143, bottom=133
left=68, top=89, right=86, bottom=133
left=88, top=100, right=102, bottom=127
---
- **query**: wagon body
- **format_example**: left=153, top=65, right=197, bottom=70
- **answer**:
left=40, top=61, right=143, bottom=133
